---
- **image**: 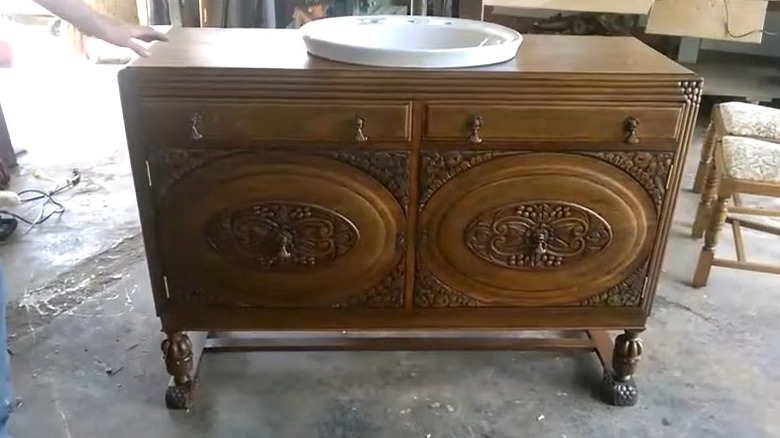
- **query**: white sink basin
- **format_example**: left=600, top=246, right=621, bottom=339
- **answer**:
left=299, top=15, right=523, bottom=69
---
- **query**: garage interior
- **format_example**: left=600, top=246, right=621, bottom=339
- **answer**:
left=1, top=0, right=780, bottom=437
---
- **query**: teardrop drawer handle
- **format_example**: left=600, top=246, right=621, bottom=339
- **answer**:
left=532, top=231, right=548, bottom=256
left=190, top=112, right=204, bottom=142
left=355, top=115, right=368, bottom=142
left=623, top=116, right=639, bottom=144
left=277, top=231, right=293, bottom=259
left=468, top=115, right=483, bottom=144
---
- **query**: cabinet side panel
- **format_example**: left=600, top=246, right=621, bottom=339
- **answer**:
left=642, top=80, right=703, bottom=315
left=118, top=68, right=168, bottom=317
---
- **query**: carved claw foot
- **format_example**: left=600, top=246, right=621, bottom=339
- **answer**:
left=162, top=331, right=195, bottom=410
left=600, top=329, right=643, bottom=407
left=165, top=382, right=193, bottom=410
left=601, top=371, right=638, bottom=407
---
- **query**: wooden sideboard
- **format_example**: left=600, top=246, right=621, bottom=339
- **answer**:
left=118, top=27, right=702, bottom=410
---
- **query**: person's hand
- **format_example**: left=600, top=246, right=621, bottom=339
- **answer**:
left=89, top=15, right=168, bottom=57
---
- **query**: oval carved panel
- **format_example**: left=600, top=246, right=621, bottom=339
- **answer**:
left=464, top=201, right=612, bottom=270
left=206, top=202, right=360, bottom=271
left=417, top=152, right=658, bottom=307
left=156, top=151, right=406, bottom=308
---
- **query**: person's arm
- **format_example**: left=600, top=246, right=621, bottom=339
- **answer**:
left=32, top=0, right=167, bottom=57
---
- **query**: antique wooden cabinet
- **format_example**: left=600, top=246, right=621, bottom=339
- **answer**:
left=118, top=27, right=701, bottom=409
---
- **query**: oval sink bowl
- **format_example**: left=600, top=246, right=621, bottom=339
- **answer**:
left=300, top=15, right=523, bottom=69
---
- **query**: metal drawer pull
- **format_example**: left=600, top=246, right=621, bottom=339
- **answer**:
left=355, top=115, right=368, bottom=142
left=623, top=116, right=639, bottom=144
left=468, top=115, right=483, bottom=144
left=190, top=112, right=203, bottom=142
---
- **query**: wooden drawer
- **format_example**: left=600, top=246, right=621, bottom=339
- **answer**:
left=424, top=103, right=684, bottom=144
left=140, top=99, right=413, bottom=145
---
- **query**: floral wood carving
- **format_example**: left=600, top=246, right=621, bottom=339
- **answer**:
left=578, top=260, right=648, bottom=307
left=414, top=262, right=479, bottom=308
left=332, top=258, right=405, bottom=308
left=583, top=151, right=674, bottom=211
left=318, top=151, right=410, bottom=212
left=419, top=151, right=517, bottom=209
left=206, top=202, right=360, bottom=271
left=464, top=201, right=612, bottom=269
left=148, top=148, right=239, bottom=195
left=414, top=259, right=648, bottom=308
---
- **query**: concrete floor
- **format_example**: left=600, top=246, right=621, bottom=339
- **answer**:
left=2, top=24, right=780, bottom=438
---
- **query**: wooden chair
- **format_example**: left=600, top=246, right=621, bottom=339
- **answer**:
left=692, top=102, right=780, bottom=194
left=692, top=135, right=780, bottom=288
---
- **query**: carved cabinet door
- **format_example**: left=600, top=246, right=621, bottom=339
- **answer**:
left=152, top=150, right=408, bottom=309
left=416, top=151, right=665, bottom=308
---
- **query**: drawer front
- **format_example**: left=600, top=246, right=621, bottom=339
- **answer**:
left=141, top=99, right=413, bottom=145
left=424, top=103, right=684, bottom=144
left=415, top=151, right=663, bottom=308
left=153, top=150, right=408, bottom=309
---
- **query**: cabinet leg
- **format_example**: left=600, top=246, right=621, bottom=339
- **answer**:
left=600, top=330, right=643, bottom=407
left=162, top=331, right=195, bottom=410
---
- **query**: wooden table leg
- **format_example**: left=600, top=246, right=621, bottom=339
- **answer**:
left=161, top=331, right=207, bottom=410
left=162, top=330, right=643, bottom=409
left=591, top=329, right=643, bottom=407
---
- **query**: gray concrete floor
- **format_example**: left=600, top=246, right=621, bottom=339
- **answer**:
left=2, top=23, right=780, bottom=438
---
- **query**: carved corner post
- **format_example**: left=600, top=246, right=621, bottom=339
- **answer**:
left=161, top=332, right=195, bottom=409
left=601, top=330, right=643, bottom=406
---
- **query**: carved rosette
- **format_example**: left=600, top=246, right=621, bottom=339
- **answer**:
left=583, top=151, right=674, bottom=211
left=205, top=202, right=360, bottom=271
left=318, top=151, right=410, bottom=212
left=464, top=201, right=612, bottom=270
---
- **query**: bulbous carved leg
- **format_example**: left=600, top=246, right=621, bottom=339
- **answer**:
left=162, top=332, right=194, bottom=410
left=692, top=120, right=717, bottom=193
left=601, top=330, right=643, bottom=407
left=692, top=158, right=719, bottom=238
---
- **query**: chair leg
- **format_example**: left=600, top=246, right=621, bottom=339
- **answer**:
left=693, top=193, right=729, bottom=288
left=692, top=158, right=719, bottom=238
left=692, top=119, right=718, bottom=194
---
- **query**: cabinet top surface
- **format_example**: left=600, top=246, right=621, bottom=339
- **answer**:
left=127, top=27, right=695, bottom=77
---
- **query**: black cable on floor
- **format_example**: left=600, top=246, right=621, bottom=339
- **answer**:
left=0, top=190, right=66, bottom=225
left=0, top=169, right=81, bottom=238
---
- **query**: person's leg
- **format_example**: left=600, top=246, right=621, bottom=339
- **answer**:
left=0, top=264, right=11, bottom=438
